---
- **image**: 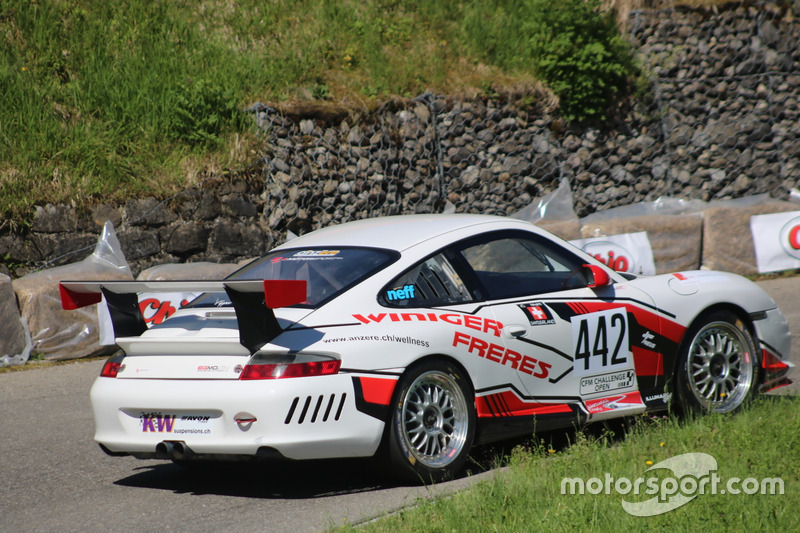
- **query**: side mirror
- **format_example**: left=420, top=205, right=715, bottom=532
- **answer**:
left=584, top=264, right=612, bottom=288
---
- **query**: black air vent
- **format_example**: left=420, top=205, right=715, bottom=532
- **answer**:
left=284, top=393, right=347, bottom=424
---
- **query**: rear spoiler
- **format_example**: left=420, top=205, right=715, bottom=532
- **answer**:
left=59, top=279, right=307, bottom=354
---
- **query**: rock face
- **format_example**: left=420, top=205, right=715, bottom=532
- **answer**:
left=0, top=1, right=797, bottom=281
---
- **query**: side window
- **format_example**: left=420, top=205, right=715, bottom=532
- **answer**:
left=381, top=253, right=472, bottom=307
left=458, top=232, right=587, bottom=299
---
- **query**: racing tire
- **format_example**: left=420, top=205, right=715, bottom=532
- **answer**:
left=676, top=310, right=759, bottom=414
left=387, top=359, right=476, bottom=483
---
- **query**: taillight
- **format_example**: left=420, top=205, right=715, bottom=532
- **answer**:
left=240, top=356, right=340, bottom=380
left=100, top=354, right=125, bottom=378
left=100, top=361, right=122, bottom=378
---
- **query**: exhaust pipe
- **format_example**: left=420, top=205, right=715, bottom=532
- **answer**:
left=155, top=441, right=174, bottom=459
left=172, top=442, right=195, bottom=460
left=155, top=441, right=195, bottom=460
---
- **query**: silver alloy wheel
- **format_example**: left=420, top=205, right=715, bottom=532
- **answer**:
left=400, top=370, right=469, bottom=469
left=686, top=320, right=755, bottom=413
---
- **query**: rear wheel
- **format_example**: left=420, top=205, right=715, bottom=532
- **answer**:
left=676, top=311, right=759, bottom=414
left=387, top=359, right=475, bottom=483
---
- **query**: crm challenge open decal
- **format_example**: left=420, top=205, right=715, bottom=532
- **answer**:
left=572, top=308, right=638, bottom=396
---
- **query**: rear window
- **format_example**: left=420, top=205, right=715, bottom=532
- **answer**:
left=380, top=252, right=473, bottom=307
left=189, top=247, right=398, bottom=308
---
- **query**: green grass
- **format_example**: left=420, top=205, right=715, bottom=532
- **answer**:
left=0, top=0, right=503, bottom=224
left=339, top=396, right=800, bottom=531
left=0, top=0, right=642, bottom=225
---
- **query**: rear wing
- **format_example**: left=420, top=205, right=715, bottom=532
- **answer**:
left=59, top=279, right=307, bottom=354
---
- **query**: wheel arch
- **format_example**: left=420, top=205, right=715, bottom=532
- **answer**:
left=673, top=304, right=761, bottom=413
left=398, top=353, right=475, bottom=395
left=680, top=303, right=760, bottom=357
left=379, top=352, right=478, bottom=482
left=355, top=352, right=475, bottom=432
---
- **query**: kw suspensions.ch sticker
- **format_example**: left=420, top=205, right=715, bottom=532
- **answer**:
left=571, top=308, right=638, bottom=397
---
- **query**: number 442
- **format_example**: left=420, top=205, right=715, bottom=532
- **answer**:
left=572, top=309, right=631, bottom=377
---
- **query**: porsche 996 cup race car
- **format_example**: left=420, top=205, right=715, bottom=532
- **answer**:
left=60, top=214, right=793, bottom=482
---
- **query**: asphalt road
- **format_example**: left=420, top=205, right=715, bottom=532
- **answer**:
left=1, top=277, right=798, bottom=533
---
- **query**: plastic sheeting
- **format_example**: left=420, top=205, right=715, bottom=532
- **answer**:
left=13, top=222, right=133, bottom=360
left=511, top=178, right=582, bottom=241
left=579, top=198, right=706, bottom=275
left=0, top=274, right=32, bottom=367
left=702, top=194, right=799, bottom=275
left=136, top=262, right=239, bottom=281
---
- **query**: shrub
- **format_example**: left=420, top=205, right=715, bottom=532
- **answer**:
left=525, top=0, right=637, bottom=122
left=168, top=79, right=242, bottom=147
left=459, top=0, right=639, bottom=122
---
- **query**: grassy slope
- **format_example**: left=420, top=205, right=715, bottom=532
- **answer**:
left=0, top=0, right=530, bottom=225
left=340, top=396, right=800, bottom=531
left=0, top=0, right=740, bottom=225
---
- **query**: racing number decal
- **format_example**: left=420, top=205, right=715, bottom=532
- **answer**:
left=572, top=309, right=632, bottom=377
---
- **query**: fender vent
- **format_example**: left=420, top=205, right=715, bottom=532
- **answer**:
left=285, top=393, right=347, bottom=424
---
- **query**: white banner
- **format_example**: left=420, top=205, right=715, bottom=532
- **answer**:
left=751, top=210, right=800, bottom=273
left=570, top=232, right=656, bottom=275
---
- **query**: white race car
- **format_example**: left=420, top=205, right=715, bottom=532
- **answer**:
left=61, top=214, right=793, bottom=482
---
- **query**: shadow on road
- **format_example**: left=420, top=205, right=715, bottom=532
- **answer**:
left=110, top=419, right=636, bottom=499
left=114, top=457, right=399, bottom=499
left=113, top=396, right=798, bottom=500
left=111, top=431, right=581, bottom=500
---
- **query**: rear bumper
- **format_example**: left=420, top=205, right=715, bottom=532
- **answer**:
left=90, top=374, right=385, bottom=461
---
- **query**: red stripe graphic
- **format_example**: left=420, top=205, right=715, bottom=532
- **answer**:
left=476, top=389, right=573, bottom=418
left=564, top=300, right=685, bottom=344
left=632, top=346, right=664, bottom=376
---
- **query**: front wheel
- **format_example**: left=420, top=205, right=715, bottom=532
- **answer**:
left=387, top=359, right=475, bottom=483
left=676, top=311, right=759, bottom=414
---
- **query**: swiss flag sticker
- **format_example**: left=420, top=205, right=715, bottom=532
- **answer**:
left=519, top=302, right=556, bottom=325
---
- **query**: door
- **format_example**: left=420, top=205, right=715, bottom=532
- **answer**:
left=452, top=229, right=650, bottom=422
